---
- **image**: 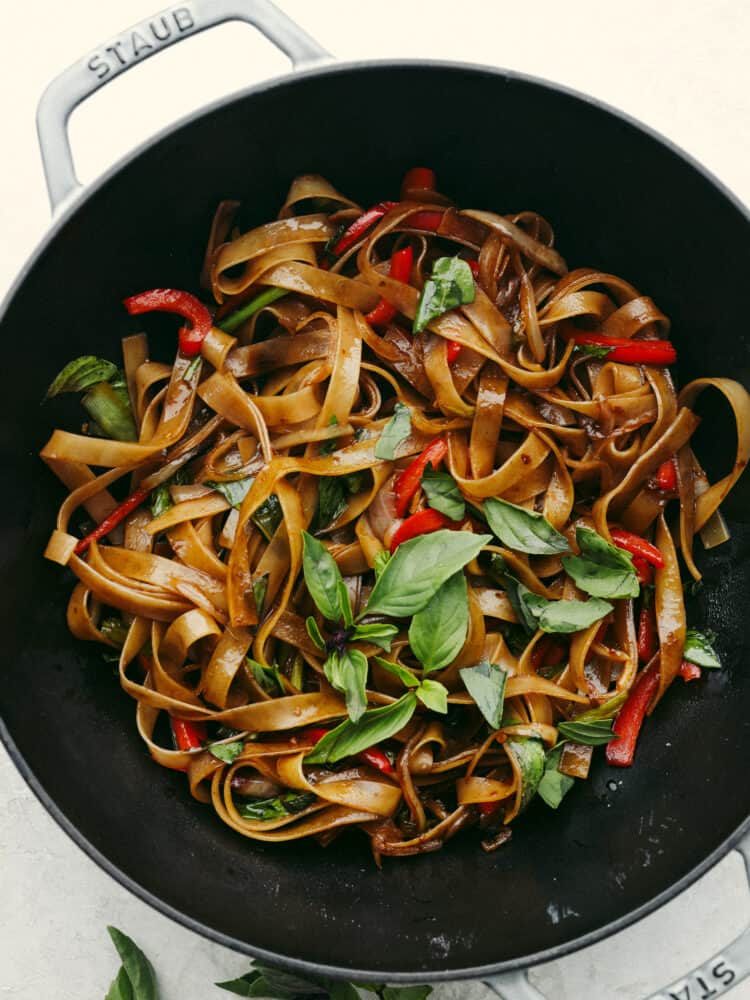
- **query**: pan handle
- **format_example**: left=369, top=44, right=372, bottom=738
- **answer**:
left=484, top=827, right=750, bottom=999
left=36, top=0, right=330, bottom=213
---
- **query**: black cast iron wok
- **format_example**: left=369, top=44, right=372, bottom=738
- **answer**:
left=2, top=2, right=750, bottom=996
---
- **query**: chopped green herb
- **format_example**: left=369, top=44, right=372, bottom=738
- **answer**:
left=420, top=468, right=465, bottom=521
left=235, top=791, right=316, bottom=822
left=484, top=497, right=570, bottom=556
left=374, top=402, right=412, bottom=461
left=459, top=661, right=507, bottom=729
left=562, top=526, right=640, bottom=599
left=683, top=628, right=721, bottom=668
left=413, top=256, right=475, bottom=333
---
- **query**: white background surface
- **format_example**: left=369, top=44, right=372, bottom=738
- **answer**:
left=0, top=1, right=748, bottom=997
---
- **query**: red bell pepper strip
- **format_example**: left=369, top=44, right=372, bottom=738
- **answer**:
left=637, top=606, right=658, bottom=663
left=679, top=660, right=702, bottom=683
left=390, top=508, right=451, bottom=552
left=357, top=747, right=395, bottom=774
left=610, top=528, right=665, bottom=569
left=74, top=484, right=151, bottom=555
left=303, top=728, right=394, bottom=773
left=478, top=801, right=502, bottom=816
left=563, top=331, right=677, bottom=366
left=404, top=209, right=444, bottom=232
left=123, top=288, right=212, bottom=358
left=606, top=660, right=660, bottom=767
left=329, top=201, right=398, bottom=257
left=654, top=458, right=678, bottom=492
left=446, top=340, right=462, bottom=364
left=632, top=556, right=654, bottom=586
left=531, top=635, right=566, bottom=671
left=365, top=245, right=414, bottom=326
left=401, top=167, right=437, bottom=197
left=393, top=437, right=449, bottom=517
left=171, top=717, right=208, bottom=751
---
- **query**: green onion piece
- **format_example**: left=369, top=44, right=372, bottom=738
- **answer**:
left=82, top=382, right=137, bottom=442
left=218, top=287, right=288, bottom=334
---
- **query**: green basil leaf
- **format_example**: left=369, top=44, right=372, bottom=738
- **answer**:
left=521, top=593, right=613, bottom=634
left=105, top=966, right=134, bottom=1000
left=413, top=257, right=476, bottom=333
left=256, top=965, right=328, bottom=997
left=374, top=402, right=412, bottom=460
left=310, top=476, right=348, bottom=533
left=576, top=343, right=613, bottom=360
left=320, top=414, right=340, bottom=456
left=343, top=471, right=365, bottom=494
left=100, top=616, right=128, bottom=647
left=408, top=571, right=469, bottom=673
left=327, top=984, right=362, bottom=1000
left=373, top=549, right=390, bottom=579
left=562, top=526, right=640, bottom=599
left=420, top=468, right=465, bottom=521
left=504, top=737, right=546, bottom=813
left=459, top=661, right=507, bottom=729
left=556, top=718, right=617, bottom=746
left=683, top=628, right=721, bottom=668
left=252, top=493, right=283, bottom=540
left=365, top=529, right=490, bottom=619
left=324, top=648, right=369, bottom=722
left=209, top=740, right=244, bottom=764
left=106, top=927, right=158, bottom=1000
left=537, top=745, right=575, bottom=809
left=484, top=497, right=570, bottom=556
left=487, top=554, right=538, bottom=634
left=302, top=531, right=347, bottom=623
left=205, top=477, right=253, bottom=509
left=214, top=973, right=261, bottom=997
left=416, top=678, right=449, bottom=714
left=149, top=483, right=172, bottom=519
left=46, top=355, right=119, bottom=398
left=382, top=988, right=433, bottom=1000
left=373, top=656, right=420, bottom=688
left=306, top=616, right=326, bottom=651
left=338, top=579, right=354, bottom=628
left=305, top=693, right=418, bottom=764
left=246, top=658, right=284, bottom=695
left=351, top=622, right=399, bottom=651
left=235, top=792, right=316, bottom=822
left=253, top=575, right=268, bottom=616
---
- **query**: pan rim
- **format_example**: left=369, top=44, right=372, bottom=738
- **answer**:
left=2, top=54, right=749, bottom=982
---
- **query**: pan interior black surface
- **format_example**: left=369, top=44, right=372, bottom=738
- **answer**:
left=1, top=63, right=749, bottom=978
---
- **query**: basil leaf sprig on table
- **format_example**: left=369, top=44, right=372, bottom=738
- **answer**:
left=102, top=924, right=433, bottom=999
left=459, top=661, right=508, bottom=729
left=420, top=468, right=465, bottom=521
left=413, top=256, right=475, bottom=332
left=105, top=926, right=158, bottom=1000
left=484, top=497, right=570, bottom=555
left=374, top=402, right=412, bottom=460
left=683, top=628, right=721, bottom=668
left=562, top=525, right=640, bottom=599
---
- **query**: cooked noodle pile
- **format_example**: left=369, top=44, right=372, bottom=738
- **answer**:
left=41, top=169, right=750, bottom=859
